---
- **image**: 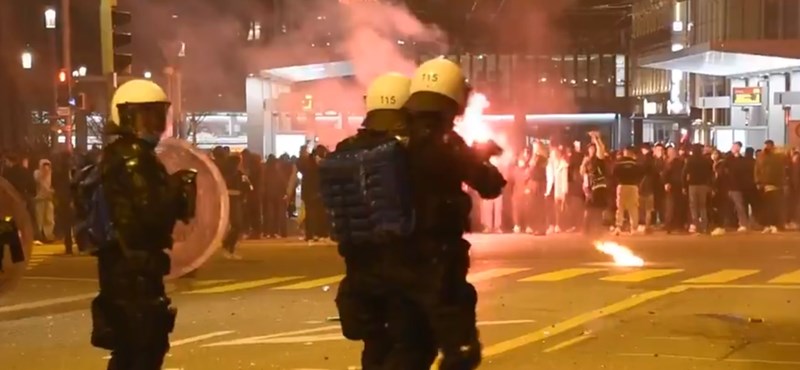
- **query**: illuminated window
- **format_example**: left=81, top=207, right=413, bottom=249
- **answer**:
left=247, top=21, right=262, bottom=41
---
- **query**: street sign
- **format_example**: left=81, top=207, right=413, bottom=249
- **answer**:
left=731, top=87, right=762, bottom=106
left=56, top=106, right=70, bottom=117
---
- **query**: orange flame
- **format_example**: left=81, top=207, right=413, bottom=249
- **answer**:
left=454, top=92, right=513, bottom=166
left=594, top=241, right=645, bottom=267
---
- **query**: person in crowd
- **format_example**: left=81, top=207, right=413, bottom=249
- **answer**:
left=724, top=142, right=752, bottom=231
left=545, top=146, right=569, bottom=234
left=222, top=154, right=251, bottom=259
left=661, top=146, right=685, bottom=233
left=789, top=151, right=800, bottom=227
left=612, top=146, right=642, bottom=235
left=755, top=140, right=784, bottom=233
left=565, top=145, right=584, bottom=232
left=528, top=142, right=548, bottom=235
left=481, top=157, right=505, bottom=233
left=581, top=131, right=608, bottom=235
left=511, top=153, right=530, bottom=233
left=683, top=143, right=714, bottom=234
left=709, top=149, right=730, bottom=236
left=33, top=159, right=55, bottom=243
left=261, top=154, right=290, bottom=238
left=638, top=143, right=658, bottom=233
left=241, top=150, right=263, bottom=239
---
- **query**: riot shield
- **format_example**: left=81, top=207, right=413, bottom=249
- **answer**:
left=156, top=138, right=229, bottom=279
left=0, top=177, right=34, bottom=299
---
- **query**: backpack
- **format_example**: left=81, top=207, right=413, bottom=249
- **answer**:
left=319, top=136, right=415, bottom=245
left=74, top=165, right=113, bottom=253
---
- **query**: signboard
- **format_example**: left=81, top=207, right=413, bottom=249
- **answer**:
left=56, top=106, right=71, bottom=117
left=731, top=87, right=762, bottom=106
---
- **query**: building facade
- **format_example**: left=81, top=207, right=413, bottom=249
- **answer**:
left=631, top=0, right=800, bottom=149
left=241, top=1, right=635, bottom=155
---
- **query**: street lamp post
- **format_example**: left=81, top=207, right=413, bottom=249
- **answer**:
left=44, top=8, right=60, bottom=144
left=60, top=0, right=74, bottom=152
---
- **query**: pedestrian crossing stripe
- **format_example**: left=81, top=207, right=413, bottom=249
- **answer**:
left=768, top=269, right=800, bottom=284
left=468, top=268, right=531, bottom=283
left=176, top=268, right=800, bottom=295
left=682, top=269, right=760, bottom=284
left=601, top=269, right=684, bottom=282
left=519, top=268, right=605, bottom=282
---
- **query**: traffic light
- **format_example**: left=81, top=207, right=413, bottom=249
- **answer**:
left=111, top=8, right=132, bottom=74
left=56, top=69, right=69, bottom=107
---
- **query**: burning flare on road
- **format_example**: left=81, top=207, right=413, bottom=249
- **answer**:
left=594, top=241, right=645, bottom=267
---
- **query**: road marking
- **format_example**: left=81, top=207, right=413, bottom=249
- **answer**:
left=23, top=276, right=96, bottom=282
left=768, top=269, right=800, bottom=284
left=481, top=285, right=688, bottom=358
left=273, top=275, right=344, bottom=290
left=477, top=320, right=536, bottom=326
left=171, top=331, right=236, bottom=347
left=203, top=325, right=341, bottom=347
left=543, top=334, right=595, bottom=353
left=467, top=268, right=530, bottom=283
left=618, top=352, right=800, bottom=365
left=0, top=293, right=96, bottom=314
left=519, top=268, right=605, bottom=282
left=601, top=269, right=683, bottom=282
left=184, top=277, right=301, bottom=294
left=204, top=320, right=535, bottom=348
left=189, top=279, right=236, bottom=287
left=682, top=269, right=759, bottom=284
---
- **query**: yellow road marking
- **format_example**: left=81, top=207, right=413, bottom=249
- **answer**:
left=601, top=269, right=683, bottom=282
left=543, top=334, right=595, bottom=353
left=467, top=268, right=530, bottom=283
left=273, top=275, right=345, bottom=290
left=682, top=269, right=759, bottom=284
left=768, top=269, right=800, bottom=284
left=184, top=277, right=301, bottom=294
left=619, top=352, right=800, bottom=365
left=190, top=279, right=235, bottom=287
left=481, top=285, right=688, bottom=358
left=519, top=268, right=606, bottom=282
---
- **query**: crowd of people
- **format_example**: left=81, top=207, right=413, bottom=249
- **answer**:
left=486, top=134, right=800, bottom=236
left=3, top=134, right=798, bottom=253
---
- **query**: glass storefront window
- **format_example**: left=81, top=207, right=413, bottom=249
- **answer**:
left=615, top=54, right=626, bottom=97
left=589, top=54, right=601, bottom=98
left=576, top=55, right=588, bottom=98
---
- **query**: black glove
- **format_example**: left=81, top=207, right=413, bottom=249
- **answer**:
left=472, top=140, right=503, bottom=161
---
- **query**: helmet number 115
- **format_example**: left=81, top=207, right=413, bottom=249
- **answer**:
left=422, top=73, right=439, bottom=82
left=380, top=96, right=397, bottom=104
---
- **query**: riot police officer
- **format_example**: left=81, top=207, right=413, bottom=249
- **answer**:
left=329, top=72, right=438, bottom=369
left=403, top=57, right=506, bottom=370
left=82, top=79, right=197, bottom=370
left=221, top=153, right=251, bottom=259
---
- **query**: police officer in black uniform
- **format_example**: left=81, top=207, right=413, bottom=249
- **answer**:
left=403, top=57, right=507, bottom=369
left=328, top=72, right=439, bottom=369
left=83, top=79, right=197, bottom=370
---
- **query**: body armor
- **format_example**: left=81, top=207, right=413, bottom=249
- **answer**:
left=320, top=133, right=414, bottom=245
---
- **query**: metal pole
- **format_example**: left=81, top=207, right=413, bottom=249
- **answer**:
left=61, top=0, right=73, bottom=152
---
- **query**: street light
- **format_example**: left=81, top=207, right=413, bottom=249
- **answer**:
left=44, top=8, right=56, bottom=29
left=21, top=51, right=33, bottom=69
left=143, top=70, right=152, bottom=79
left=78, top=66, right=87, bottom=77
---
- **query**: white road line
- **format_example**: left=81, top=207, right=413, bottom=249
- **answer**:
left=477, top=320, right=536, bottom=326
left=0, top=293, right=95, bottom=314
left=203, top=325, right=341, bottom=347
left=171, top=331, right=236, bottom=347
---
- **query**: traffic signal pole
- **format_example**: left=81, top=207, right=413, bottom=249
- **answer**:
left=99, top=0, right=115, bottom=140
left=61, top=0, right=73, bottom=152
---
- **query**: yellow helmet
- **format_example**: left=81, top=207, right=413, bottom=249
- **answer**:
left=109, top=79, right=169, bottom=125
left=409, top=57, right=468, bottom=108
left=365, top=73, right=411, bottom=113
